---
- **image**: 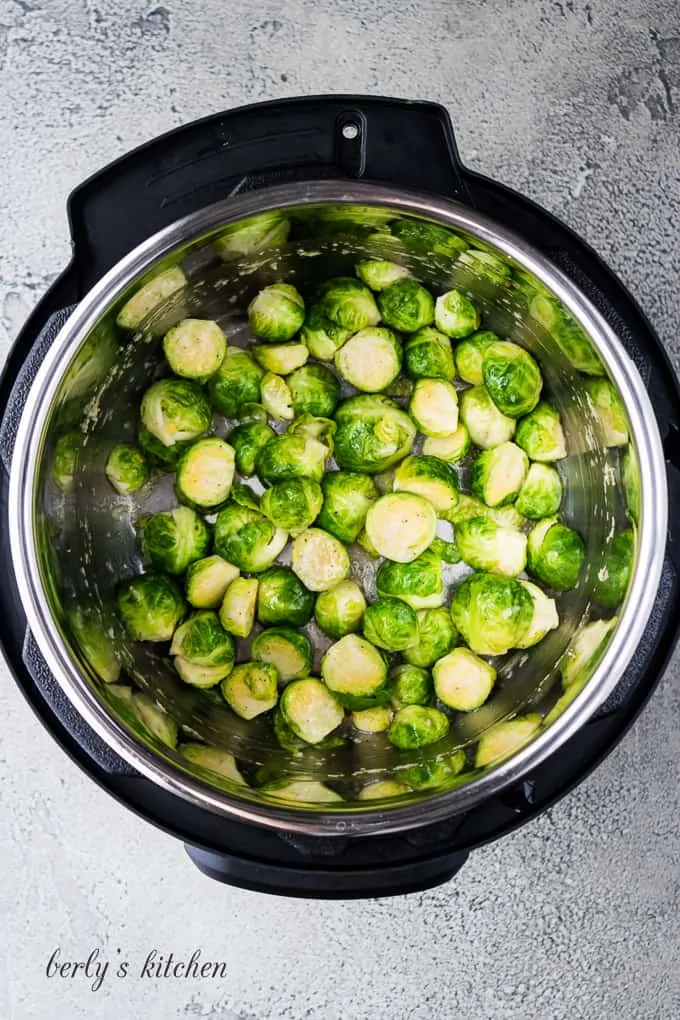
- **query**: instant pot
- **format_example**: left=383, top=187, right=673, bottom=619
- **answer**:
left=2, top=96, right=680, bottom=898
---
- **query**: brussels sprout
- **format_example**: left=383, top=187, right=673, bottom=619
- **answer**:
left=356, top=527, right=380, bottom=558
left=527, top=517, right=585, bottom=591
left=363, top=597, right=419, bottom=652
left=116, top=266, right=186, bottom=331
left=214, top=213, right=290, bottom=259
left=433, top=647, right=495, bottom=712
left=287, top=414, right=337, bottom=453
left=214, top=505, right=287, bottom=573
left=393, top=455, right=459, bottom=512
left=516, top=580, right=559, bottom=649
left=162, top=318, right=227, bottom=381
left=404, top=608, right=457, bottom=668
left=138, top=424, right=190, bottom=467
left=260, top=477, right=323, bottom=535
left=454, top=330, right=499, bottom=385
left=621, top=446, right=640, bottom=524
left=317, top=277, right=380, bottom=331
left=209, top=348, right=264, bottom=418
left=221, top=662, right=279, bottom=720
left=334, top=395, right=416, bottom=473
left=358, top=779, right=410, bottom=799
left=376, top=548, right=445, bottom=610
left=482, top=341, right=543, bottom=418
left=260, top=372, right=294, bottom=421
left=256, top=433, right=329, bottom=484
left=219, top=576, right=258, bottom=638
left=105, top=443, right=149, bottom=495
left=174, top=657, right=232, bottom=688
left=248, top=283, right=305, bottom=342
left=117, top=572, right=186, bottom=641
left=335, top=327, right=402, bottom=393
left=140, top=507, right=211, bottom=574
left=351, top=706, right=393, bottom=733
left=228, top=420, right=275, bottom=477
left=175, top=437, right=235, bottom=511
left=140, top=378, right=212, bottom=448
left=584, top=378, right=628, bottom=447
left=314, top=579, right=366, bottom=638
left=252, top=342, right=309, bottom=375
left=515, top=402, right=566, bottom=462
left=475, top=715, right=541, bottom=768
left=300, top=306, right=352, bottom=361
left=389, top=663, right=433, bottom=708
left=447, top=492, right=525, bottom=530
left=529, top=292, right=604, bottom=375
left=256, top=566, right=315, bottom=627
left=451, top=572, right=533, bottom=655
left=180, top=743, right=245, bottom=784
left=593, top=529, right=634, bottom=610
left=170, top=610, right=235, bottom=670
left=287, top=363, right=340, bottom=417
left=389, top=218, right=468, bottom=258
left=262, top=778, right=344, bottom=803
left=251, top=628, right=312, bottom=682
left=471, top=441, right=529, bottom=507
left=230, top=482, right=261, bottom=511
left=430, top=537, right=461, bottom=564
left=456, top=516, right=527, bottom=577
left=291, top=528, right=350, bottom=592
left=355, top=259, right=410, bottom=290
left=561, top=617, right=618, bottom=688
left=316, top=470, right=378, bottom=544
left=364, top=492, right=437, bottom=563
left=515, top=463, right=562, bottom=519
left=376, top=278, right=435, bottom=333
left=67, top=604, right=120, bottom=684
left=403, top=326, right=454, bottom=381
left=321, top=633, right=388, bottom=709
left=388, top=705, right=450, bottom=749
left=51, top=432, right=80, bottom=492
left=422, top=424, right=471, bottom=463
left=434, top=289, right=480, bottom=338
left=132, top=692, right=178, bottom=748
left=399, top=750, right=466, bottom=790
left=278, top=677, right=344, bottom=744
left=459, top=385, right=516, bottom=449
left=409, top=379, right=459, bottom=437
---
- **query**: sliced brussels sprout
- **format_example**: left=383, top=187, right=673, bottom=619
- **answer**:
left=175, top=437, right=235, bottom=511
left=117, top=573, right=186, bottom=642
left=260, top=372, right=294, bottom=421
left=335, top=327, right=402, bottom=393
left=363, top=596, right=419, bottom=652
left=256, top=433, right=329, bottom=484
left=218, top=576, right=258, bottom=638
left=170, top=610, right=235, bottom=670
left=140, top=378, right=212, bottom=448
left=214, top=504, right=287, bottom=573
left=364, top=492, right=437, bottom=563
left=459, top=385, right=516, bottom=449
left=358, top=779, right=410, bottom=800
left=214, top=213, right=290, bottom=259
left=52, top=432, right=81, bottom=492
left=252, top=342, right=309, bottom=375
left=403, top=326, right=454, bottom=381
left=174, top=657, right=232, bottom=688
left=584, top=378, right=629, bottom=447
left=454, top=330, right=499, bottom=385
left=515, top=463, right=563, bottom=519
left=116, top=266, right=186, bottom=331
left=447, top=492, right=525, bottom=530
left=376, top=278, right=435, bottom=332
left=287, top=363, right=340, bottom=418
left=451, top=571, right=533, bottom=655
left=355, top=259, right=410, bottom=290
left=388, top=705, right=450, bottom=749
left=527, top=517, right=585, bottom=591
left=140, top=506, right=211, bottom=574
left=433, top=647, right=495, bottom=712
left=221, top=662, right=279, bottom=720
left=314, top=579, right=366, bottom=639
left=393, top=454, right=460, bottom=512
left=291, top=527, right=350, bottom=592
left=399, top=750, right=466, bottom=790
left=621, top=446, right=640, bottom=524
left=300, top=305, right=352, bottom=361
left=179, top=743, right=245, bottom=784
left=561, top=616, right=618, bottom=688
left=316, top=470, right=379, bottom=544
left=280, top=677, right=344, bottom=744
left=248, top=283, right=305, bottom=342
left=67, top=604, right=120, bottom=684
left=287, top=414, right=336, bottom=453
left=471, top=441, right=529, bottom=507
left=482, top=341, right=543, bottom=418
left=321, top=633, right=388, bottom=709
left=260, top=477, right=323, bottom=536
left=351, top=705, right=393, bottom=733
left=227, top=420, right=275, bottom=477
left=209, top=348, right=263, bottom=418
left=529, top=292, right=604, bottom=375
left=376, top=548, right=445, bottom=610
left=262, top=779, right=344, bottom=804
left=389, top=663, right=433, bottom=708
left=475, top=715, right=541, bottom=768
left=593, top=529, right=634, bottom=610
left=515, top=401, right=566, bottom=462
left=251, top=628, right=312, bottom=682
left=434, top=289, right=480, bottom=338
left=163, top=318, right=227, bottom=381
left=132, top=692, right=178, bottom=748
left=403, top=608, right=457, bottom=668
left=317, top=277, right=380, bottom=331
left=516, top=580, right=559, bottom=649
left=105, top=443, right=149, bottom=495
left=334, top=395, right=416, bottom=473
left=409, top=379, right=459, bottom=437
left=256, top=566, right=315, bottom=627
left=422, top=424, right=471, bottom=463
left=455, top=516, right=527, bottom=577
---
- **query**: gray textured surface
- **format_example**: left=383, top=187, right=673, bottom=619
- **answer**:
left=1, top=2, right=679, bottom=1018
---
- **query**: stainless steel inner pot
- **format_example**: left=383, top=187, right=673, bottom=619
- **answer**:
left=9, top=181, right=666, bottom=837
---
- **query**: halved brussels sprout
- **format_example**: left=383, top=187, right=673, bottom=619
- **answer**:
left=527, top=517, right=585, bottom=591
left=335, top=327, right=402, bottom=393
left=317, top=277, right=380, bottom=331
left=561, top=616, right=618, bottom=688
left=227, top=420, right=275, bottom=477
left=170, top=610, right=235, bottom=669
left=260, top=372, right=294, bottom=421
left=455, top=516, right=527, bottom=577
left=358, top=780, right=410, bottom=800
left=221, top=662, right=279, bottom=720
left=422, top=424, right=471, bottom=463
left=314, top=579, right=366, bottom=639
left=105, top=443, right=149, bottom=495
left=140, top=378, right=212, bottom=448
left=117, top=572, right=186, bottom=642
left=291, top=528, right=350, bottom=592
left=321, top=633, right=388, bottom=709
left=214, top=212, right=290, bottom=259
left=433, top=647, right=496, bottom=711
left=174, top=657, right=232, bottom=688
left=279, top=678, right=345, bottom=744
left=251, top=628, right=312, bottom=682
left=404, top=326, right=454, bottom=381
left=454, top=330, right=499, bottom=384
left=388, top=705, right=450, bottom=749
left=447, top=492, right=525, bottom=530
left=451, top=571, right=533, bottom=655
left=116, top=266, right=186, bottom=331
left=262, top=778, right=344, bottom=804
left=175, top=437, right=235, bottom=511
left=389, top=663, right=432, bottom=708
left=529, top=292, right=604, bottom=375
left=248, top=283, right=305, bottom=342
left=287, top=363, right=340, bottom=417
left=256, top=433, right=329, bottom=484
left=409, top=379, right=459, bottom=437
left=214, top=504, right=287, bottom=573
left=163, top=318, right=227, bottom=381
left=621, top=447, right=640, bottom=524
left=393, top=454, right=459, bottom=512
left=459, top=385, right=516, bottom=449
left=352, top=705, right=393, bottom=733
left=584, top=378, right=628, bottom=447
left=471, top=441, right=529, bottom=507
left=52, top=431, right=80, bottom=492
left=334, top=395, right=416, bottom=473
left=260, top=477, right=323, bottom=535
left=209, top=348, right=263, bottom=417
left=364, top=492, right=437, bottom=563
left=482, top=341, right=543, bottom=418
left=593, top=529, right=634, bottom=610
left=219, top=576, right=258, bottom=638
left=515, top=463, right=563, bottom=519
left=316, top=470, right=379, bottom=544
left=377, top=278, right=435, bottom=332
left=475, top=715, right=541, bottom=767
left=179, top=743, right=245, bottom=784
left=376, top=548, right=445, bottom=610
left=132, top=692, right=178, bottom=748
left=398, top=750, right=466, bottom=790
left=67, top=604, right=120, bottom=684
left=363, top=596, right=419, bottom=652
left=434, top=289, right=480, bottom=338
left=140, top=506, right=211, bottom=574
left=252, top=342, right=309, bottom=374
left=404, top=608, right=457, bottom=668
left=355, top=259, right=410, bottom=291
left=300, top=306, right=352, bottom=361
left=256, top=566, right=315, bottom=627
left=516, top=580, right=559, bottom=648
left=515, top=401, right=566, bottom=461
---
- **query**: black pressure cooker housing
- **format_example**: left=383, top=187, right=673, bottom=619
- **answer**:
left=2, top=96, right=680, bottom=898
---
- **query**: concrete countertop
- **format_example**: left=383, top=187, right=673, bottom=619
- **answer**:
left=1, top=2, right=678, bottom=1017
